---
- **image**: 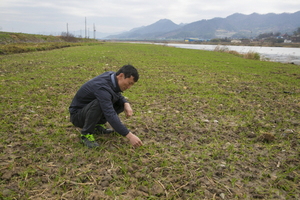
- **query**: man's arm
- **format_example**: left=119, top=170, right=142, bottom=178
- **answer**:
left=123, top=103, right=143, bottom=147
left=96, top=89, right=130, bottom=136
left=96, top=89, right=143, bottom=147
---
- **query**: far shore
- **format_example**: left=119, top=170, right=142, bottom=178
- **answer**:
left=105, top=39, right=300, bottom=48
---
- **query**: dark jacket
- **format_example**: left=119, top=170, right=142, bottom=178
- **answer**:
left=69, top=71, right=129, bottom=136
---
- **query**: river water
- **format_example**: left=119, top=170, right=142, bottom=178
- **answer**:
left=157, top=43, right=300, bottom=65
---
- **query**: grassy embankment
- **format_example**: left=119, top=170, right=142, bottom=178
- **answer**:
left=0, top=32, right=100, bottom=54
left=0, top=42, right=299, bottom=199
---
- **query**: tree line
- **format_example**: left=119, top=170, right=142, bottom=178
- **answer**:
left=257, top=27, right=300, bottom=39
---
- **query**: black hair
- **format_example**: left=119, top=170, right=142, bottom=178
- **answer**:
left=116, top=64, right=139, bottom=82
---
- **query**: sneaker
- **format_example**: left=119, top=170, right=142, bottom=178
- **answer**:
left=81, top=134, right=100, bottom=148
left=95, top=124, right=114, bottom=134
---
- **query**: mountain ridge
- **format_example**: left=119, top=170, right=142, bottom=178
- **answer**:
left=107, top=11, right=300, bottom=40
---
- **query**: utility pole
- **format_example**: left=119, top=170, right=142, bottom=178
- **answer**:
left=85, top=17, right=87, bottom=38
left=67, top=23, right=69, bottom=35
left=93, top=23, right=96, bottom=39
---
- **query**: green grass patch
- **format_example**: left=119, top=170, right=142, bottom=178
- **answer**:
left=0, top=42, right=299, bottom=199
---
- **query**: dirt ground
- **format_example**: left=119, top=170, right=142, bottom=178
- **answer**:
left=1, top=96, right=299, bottom=199
left=1, top=44, right=299, bottom=199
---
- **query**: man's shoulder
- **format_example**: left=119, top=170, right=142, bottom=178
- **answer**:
left=89, top=71, right=114, bottom=90
left=91, top=71, right=113, bottom=82
left=99, top=71, right=114, bottom=77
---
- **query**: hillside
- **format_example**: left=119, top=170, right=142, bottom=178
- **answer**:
left=107, top=11, right=300, bottom=40
left=0, top=32, right=100, bottom=44
left=0, top=32, right=64, bottom=44
left=108, top=19, right=181, bottom=39
left=0, top=32, right=100, bottom=54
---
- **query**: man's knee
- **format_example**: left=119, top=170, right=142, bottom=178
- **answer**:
left=70, top=112, right=83, bottom=128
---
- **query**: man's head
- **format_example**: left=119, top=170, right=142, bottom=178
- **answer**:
left=116, top=65, right=139, bottom=92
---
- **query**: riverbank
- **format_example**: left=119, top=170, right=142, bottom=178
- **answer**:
left=162, top=43, right=300, bottom=65
left=111, top=39, right=300, bottom=48
left=182, top=41, right=300, bottom=48
left=1, top=31, right=299, bottom=65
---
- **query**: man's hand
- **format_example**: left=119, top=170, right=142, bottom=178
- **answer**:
left=124, top=102, right=133, bottom=118
left=126, top=132, right=143, bottom=148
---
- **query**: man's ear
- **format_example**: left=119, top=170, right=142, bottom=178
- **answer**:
left=117, top=73, right=124, bottom=79
left=120, top=73, right=125, bottom=79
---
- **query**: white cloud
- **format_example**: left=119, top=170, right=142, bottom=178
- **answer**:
left=0, top=0, right=299, bottom=34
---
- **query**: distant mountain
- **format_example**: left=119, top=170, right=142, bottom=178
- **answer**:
left=107, top=11, right=300, bottom=40
left=106, top=19, right=181, bottom=39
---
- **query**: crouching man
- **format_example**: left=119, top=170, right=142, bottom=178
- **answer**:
left=69, top=64, right=143, bottom=148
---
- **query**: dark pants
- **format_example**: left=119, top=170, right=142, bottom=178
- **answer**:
left=70, top=99, right=124, bottom=135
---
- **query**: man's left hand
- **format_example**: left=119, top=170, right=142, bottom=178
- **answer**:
left=124, top=103, right=133, bottom=118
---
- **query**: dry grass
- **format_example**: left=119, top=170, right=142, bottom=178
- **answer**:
left=214, top=45, right=261, bottom=60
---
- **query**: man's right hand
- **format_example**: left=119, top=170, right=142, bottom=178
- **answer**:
left=126, top=132, right=143, bottom=148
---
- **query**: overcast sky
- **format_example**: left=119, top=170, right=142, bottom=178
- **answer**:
left=1, top=0, right=300, bottom=36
